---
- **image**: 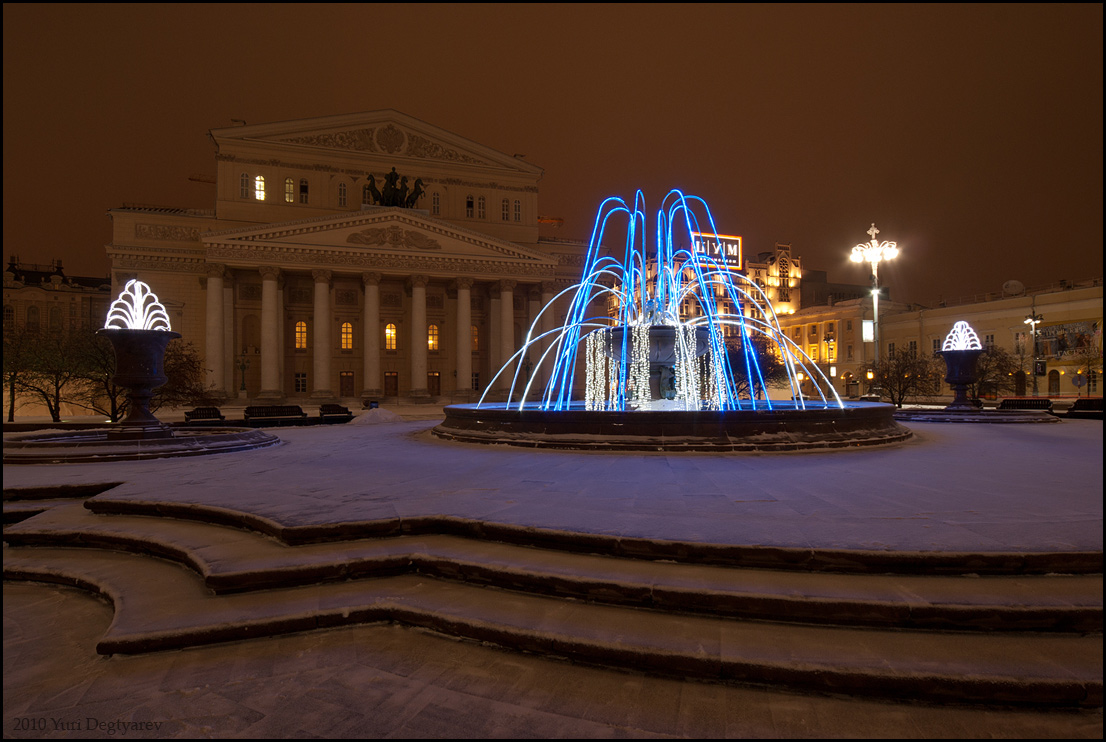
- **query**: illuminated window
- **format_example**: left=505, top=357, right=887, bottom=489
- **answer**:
left=808, top=345, right=819, bottom=361
left=428, top=324, right=439, bottom=351
left=502, top=198, right=509, bottom=221
left=513, top=200, right=521, bottom=222
left=477, top=196, right=486, bottom=219
left=471, top=325, right=479, bottom=351
left=284, top=178, right=294, bottom=203
left=809, top=325, right=818, bottom=339
left=254, top=175, right=266, bottom=200
left=432, top=192, right=440, bottom=215
left=299, top=179, right=309, bottom=204
left=240, top=173, right=249, bottom=198
left=295, top=321, right=307, bottom=349
left=466, top=196, right=474, bottom=218
left=294, top=373, right=307, bottom=393
left=827, top=344, right=836, bottom=363
left=340, top=322, right=353, bottom=350
left=338, top=182, right=347, bottom=207
left=385, top=323, right=397, bottom=350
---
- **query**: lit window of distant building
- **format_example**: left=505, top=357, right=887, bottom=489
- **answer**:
left=340, top=322, right=353, bottom=350
left=285, top=178, right=294, bottom=203
left=385, top=323, right=397, bottom=350
left=254, top=175, right=266, bottom=200
left=428, top=324, right=439, bottom=351
left=295, top=321, right=307, bottom=349
left=471, top=324, right=479, bottom=351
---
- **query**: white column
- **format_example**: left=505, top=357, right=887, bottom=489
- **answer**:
left=204, top=264, right=226, bottom=397
left=311, top=269, right=334, bottom=399
left=258, top=266, right=282, bottom=400
left=222, top=281, right=235, bottom=394
left=540, top=281, right=556, bottom=388
left=408, top=275, right=429, bottom=397
left=454, top=277, right=473, bottom=398
left=361, top=272, right=382, bottom=398
left=498, top=279, right=517, bottom=390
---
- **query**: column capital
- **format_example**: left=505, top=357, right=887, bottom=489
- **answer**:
left=497, top=279, right=517, bottom=292
left=205, top=263, right=227, bottom=278
left=541, top=281, right=557, bottom=295
left=312, top=269, right=333, bottom=284
left=407, top=274, right=430, bottom=289
left=361, top=271, right=382, bottom=286
left=259, top=265, right=281, bottom=281
left=453, top=276, right=475, bottom=291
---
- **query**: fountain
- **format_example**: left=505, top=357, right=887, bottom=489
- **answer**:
left=434, top=191, right=911, bottom=451
left=4, top=281, right=279, bottom=463
left=939, top=321, right=984, bottom=411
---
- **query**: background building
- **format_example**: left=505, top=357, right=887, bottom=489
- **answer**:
left=105, top=111, right=587, bottom=403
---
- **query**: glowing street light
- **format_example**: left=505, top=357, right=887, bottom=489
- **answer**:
left=1024, top=311, right=1044, bottom=397
left=850, top=224, right=899, bottom=369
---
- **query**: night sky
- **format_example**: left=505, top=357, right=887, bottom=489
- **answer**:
left=4, top=4, right=1101, bottom=305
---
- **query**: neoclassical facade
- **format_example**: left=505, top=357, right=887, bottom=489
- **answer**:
left=107, top=111, right=586, bottom=403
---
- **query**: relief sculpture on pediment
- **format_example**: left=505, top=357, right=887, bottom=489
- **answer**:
left=281, top=128, right=377, bottom=151
left=347, top=225, right=441, bottom=250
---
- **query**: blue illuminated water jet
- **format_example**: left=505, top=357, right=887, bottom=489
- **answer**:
left=480, top=190, right=842, bottom=412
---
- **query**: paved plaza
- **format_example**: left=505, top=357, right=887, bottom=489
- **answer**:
left=4, top=407, right=1103, bottom=738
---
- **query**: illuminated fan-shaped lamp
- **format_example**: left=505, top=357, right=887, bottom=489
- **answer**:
left=939, top=321, right=984, bottom=410
left=96, top=280, right=181, bottom=437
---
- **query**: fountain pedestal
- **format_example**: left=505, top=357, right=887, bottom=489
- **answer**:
left=96, top=328, right=181, bottom=439
left=940, top=349, right=984, bottom=411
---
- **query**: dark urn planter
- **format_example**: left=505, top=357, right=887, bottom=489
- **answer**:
left=96, top=328, right=181, bottom=438
left=940, top=349, right=983, bottom=411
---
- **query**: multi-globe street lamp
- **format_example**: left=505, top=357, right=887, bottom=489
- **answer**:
left=1024, top=311, right=1043, bottom=397
left=850, top=224, right=899, bottom=397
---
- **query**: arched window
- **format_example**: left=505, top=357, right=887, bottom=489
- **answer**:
left=385, top=323, right=397, bottom=350
left=295, top=321, right=307, bottom=349
left=338, top=182, right=347, bottom=207
left=477, top=196, right=486, bottom=219
left=299, top=179, right=309, bottom=204
left=432, top=192, right=440, bottom=215
left=254, top=175, right=266, bottom=200
left=471, top=324, right=479, bottom=351
left=48, top=306, right=62, bottom=332
left=240, top=173, right=250, bottom=199
left=284, top=178, right=294, bottom=203
left=340, top=322, right=353, bottom=350
left=465, top=196, right=474, bottom=218
left=502, top=198, right=510, bottom=221
left=513, top=199, right=521, bottom=222
left=26, top=306, right=40, bottom=331
left=428, top=324, right=439, bottom=351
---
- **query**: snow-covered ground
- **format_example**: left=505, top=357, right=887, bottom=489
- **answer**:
left=5, top=407, right=1101, bottom=553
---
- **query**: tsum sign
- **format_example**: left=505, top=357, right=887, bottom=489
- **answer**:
left=691, top=232, right=742, bottom=266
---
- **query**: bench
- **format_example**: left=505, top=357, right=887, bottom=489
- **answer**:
left=998, top=397, right=1054, bottom=412
left=319, top=403, right=354, bottom=423
left=243, top=405, right=308, bottom=426
left=184, top=406, right=225, bottom=422
left=1066, top=397, right=1103, bottom=419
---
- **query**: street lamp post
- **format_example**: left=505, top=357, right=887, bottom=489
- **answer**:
left=237, top=354, right=250, bottom=399
left=1024, top=311, right=1043, bottom=397
left=851, top=224, right=899, bottom=398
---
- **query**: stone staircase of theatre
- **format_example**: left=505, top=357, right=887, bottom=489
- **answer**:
left=3, top=488, right=1102, bottom=709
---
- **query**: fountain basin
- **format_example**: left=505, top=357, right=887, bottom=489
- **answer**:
left=433, top=402, right=912, bottom=452
left=3, top=427, right=281, bottom=464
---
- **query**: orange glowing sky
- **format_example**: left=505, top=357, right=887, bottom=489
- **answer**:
left=3, top=4, right=1101, bottom=304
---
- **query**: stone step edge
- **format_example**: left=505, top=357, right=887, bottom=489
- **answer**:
left=84, top=497, right=1105, bottom=575
left=4, top=559, right=1100, bottom=709
left=5, top=527, right=1101, bottom=634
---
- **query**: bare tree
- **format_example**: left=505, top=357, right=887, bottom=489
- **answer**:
left=725, top=331, right=790, bottom=399
left=970, top=346, right=1020, bottom=400
left=871, top=350, right=942, bottom=408
left=15, top=329, right=94, bottom=422
left=3, top=325, right=36, bottom=422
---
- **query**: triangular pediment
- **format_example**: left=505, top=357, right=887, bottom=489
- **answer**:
left=210, top=110, right=541, bottom=175
left=202, top=209, right=557, bottom=280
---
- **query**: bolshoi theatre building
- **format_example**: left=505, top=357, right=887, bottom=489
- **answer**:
left=107, top=111, right=588, bottom=403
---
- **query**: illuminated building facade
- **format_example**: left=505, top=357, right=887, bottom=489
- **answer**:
left=105, top=111, right=586, bottom=402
